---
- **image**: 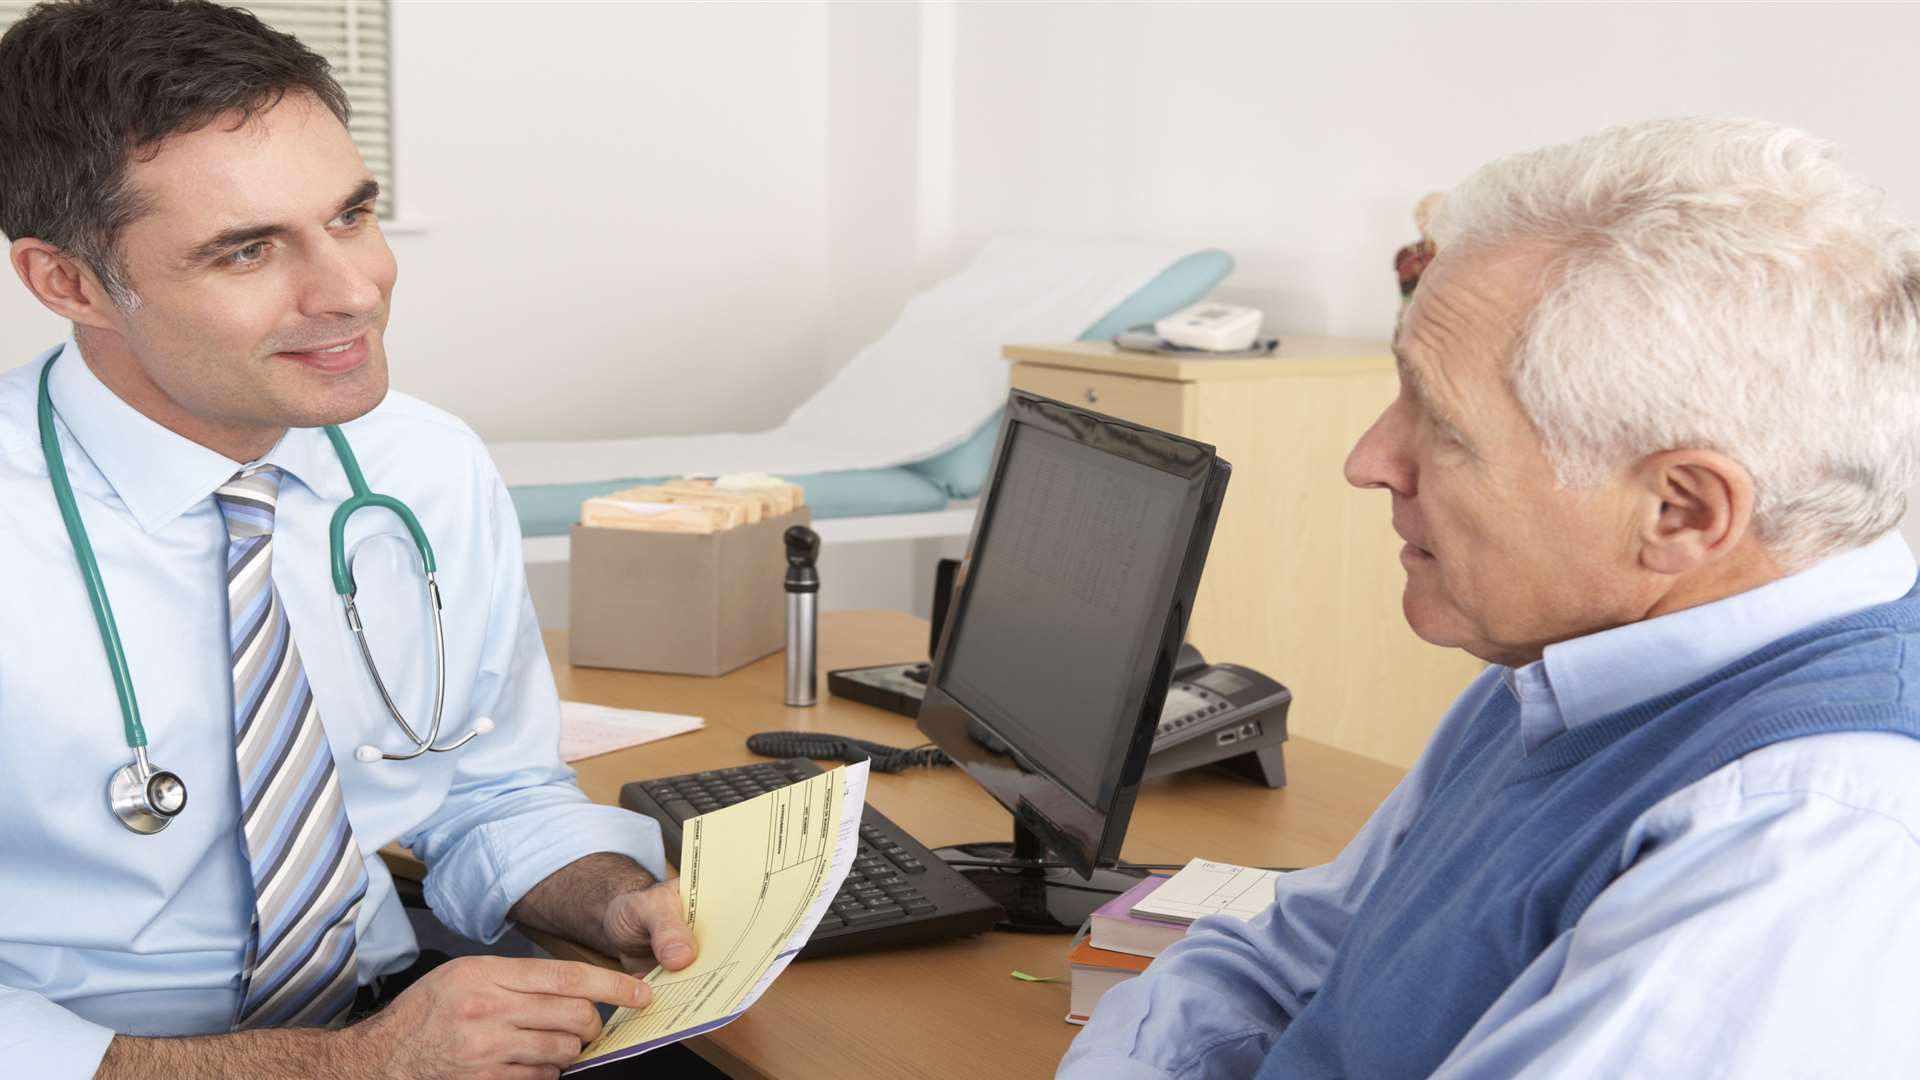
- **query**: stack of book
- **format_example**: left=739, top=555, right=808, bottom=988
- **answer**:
left=1067, top=876, right=1179, bottom=1025
left=1066, top=858, right=1285, bottom=1025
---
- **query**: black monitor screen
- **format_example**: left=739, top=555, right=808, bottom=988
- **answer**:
left=939, top=423, right=1192, bottom=807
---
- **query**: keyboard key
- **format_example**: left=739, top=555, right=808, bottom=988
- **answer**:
left=897, top=859, right=926, bottom=873
left=662, top=799, right=699, bottom=822
left=842, top=908, right=895, bottom=927
left=903, top=901, right=935, bottom=915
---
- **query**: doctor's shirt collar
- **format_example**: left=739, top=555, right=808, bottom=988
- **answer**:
left=46, top=339, right=353, bottom=533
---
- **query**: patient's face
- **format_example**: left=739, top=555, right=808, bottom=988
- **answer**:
left=1343, top=245, right=1644, bottom=667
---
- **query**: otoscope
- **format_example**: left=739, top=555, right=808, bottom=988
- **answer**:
left=784, top=525, right=821, bottom=707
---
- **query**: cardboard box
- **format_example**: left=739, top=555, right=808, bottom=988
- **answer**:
left=568, top=507, right=811, bottom=676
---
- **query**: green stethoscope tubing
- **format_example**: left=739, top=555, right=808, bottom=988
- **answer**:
left=37, top=356, right=146, bottom=750
left=39, top=352, right=478, bottom=812
left=323, top=423, right=435, bottom=594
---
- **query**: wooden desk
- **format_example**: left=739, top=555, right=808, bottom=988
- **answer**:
left=492, top=611, right=1401, bottom=1078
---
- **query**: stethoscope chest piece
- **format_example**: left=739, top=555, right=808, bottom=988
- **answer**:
left=109, top=753, right=187, bottom=834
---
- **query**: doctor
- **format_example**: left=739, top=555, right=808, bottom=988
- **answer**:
left=0, top=2, right=696, bottom=1077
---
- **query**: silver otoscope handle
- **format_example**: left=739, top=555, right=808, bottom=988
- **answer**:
left=784, top=526, right=821, bottom=707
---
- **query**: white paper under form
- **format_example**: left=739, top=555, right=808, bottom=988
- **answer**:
left=558, top=701, right=705, bottom=763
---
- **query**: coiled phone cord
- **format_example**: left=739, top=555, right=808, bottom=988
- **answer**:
left=744, top=731, right=953, bottom=773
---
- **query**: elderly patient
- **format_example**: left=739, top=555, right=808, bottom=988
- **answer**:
left=1060, top=117, right=1920, bottom=1078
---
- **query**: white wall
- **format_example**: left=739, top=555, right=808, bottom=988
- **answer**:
left=950, top=2, right=1920, bottom=339
left=0, top=2, right=857, bottom=443
left=379, top=1, right=831, bottom=441
left=6, top=2, right=1920, bottom=551
left=944, top=1, right=1920, bottom=549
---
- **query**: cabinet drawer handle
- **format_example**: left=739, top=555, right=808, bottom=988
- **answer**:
left=1084, top=387, right=1100, bottom=404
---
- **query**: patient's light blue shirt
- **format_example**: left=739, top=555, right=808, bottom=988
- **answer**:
left=1061, top=529, right=1920, bottom=1078
left=0, top=343, right=667, bottom=1077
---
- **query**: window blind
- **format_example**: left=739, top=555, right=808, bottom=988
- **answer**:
left=0, top=0, right=396, bottom=215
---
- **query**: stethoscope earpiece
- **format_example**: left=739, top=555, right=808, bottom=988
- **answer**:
left=355, top=715, right=493, bottom=764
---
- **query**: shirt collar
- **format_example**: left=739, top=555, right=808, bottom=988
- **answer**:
left=45, top=339, right=352, bottom=533
left=1505, top=530, right=1920, bottom=753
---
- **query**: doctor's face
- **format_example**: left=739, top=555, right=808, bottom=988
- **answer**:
left=88, top=90, right=395, bottom=450
left=1343, top=246, right=1644, bottom=668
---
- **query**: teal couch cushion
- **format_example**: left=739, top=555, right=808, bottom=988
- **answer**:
left=902, top=248, right=1235, bottom=498
left=511, top=467, right=950, bottom=539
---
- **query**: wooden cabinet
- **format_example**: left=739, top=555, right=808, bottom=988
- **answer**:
left=1005, top=339, right=1483, bottom=768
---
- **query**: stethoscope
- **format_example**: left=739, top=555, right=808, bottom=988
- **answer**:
left=37, top=354, right=491, bottom=835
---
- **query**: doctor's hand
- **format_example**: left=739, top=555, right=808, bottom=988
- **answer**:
left=602, top=877, right=699, bottom=975
left=347, top=955, right=645, bottom=1080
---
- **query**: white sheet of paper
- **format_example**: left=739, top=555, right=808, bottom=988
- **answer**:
left=1129, top=857, right=1280, bottom=925
left=559, top=701, right=704, bottom=763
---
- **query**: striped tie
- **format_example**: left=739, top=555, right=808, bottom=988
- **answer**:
left=217, top=465, right=368, bottom=1030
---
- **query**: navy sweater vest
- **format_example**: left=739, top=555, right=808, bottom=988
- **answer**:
left=1256, top=589, right=1920, bottom=1079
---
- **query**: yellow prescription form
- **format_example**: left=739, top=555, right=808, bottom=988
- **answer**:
left=567, top=762, right=869, bottom=1073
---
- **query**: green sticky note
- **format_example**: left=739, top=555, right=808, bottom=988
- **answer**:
left=1010, top=970, right=1064, bottom=983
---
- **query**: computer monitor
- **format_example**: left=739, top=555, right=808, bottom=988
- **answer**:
left=915, top=389, right=1230, bottom=931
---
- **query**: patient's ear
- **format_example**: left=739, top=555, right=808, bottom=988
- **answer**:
left=1633, top=449, right=1755, bottom=575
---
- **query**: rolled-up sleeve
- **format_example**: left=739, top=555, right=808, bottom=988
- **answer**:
left=0, top=985, right=115, bottom=1080
left=400, top=474, right=666, bottom=943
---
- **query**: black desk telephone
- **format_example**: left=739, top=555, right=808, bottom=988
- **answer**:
left=824, top=561, right=1291, bottom=788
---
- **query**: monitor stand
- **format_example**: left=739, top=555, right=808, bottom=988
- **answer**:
left=933, top=820, right=1146, bottom=934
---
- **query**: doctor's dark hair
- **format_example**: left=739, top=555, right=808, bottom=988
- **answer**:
left=0, top=0, right=349, bottom=304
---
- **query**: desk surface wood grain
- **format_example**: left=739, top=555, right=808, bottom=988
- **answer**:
left=405, top=611, right=1404, bottom=1079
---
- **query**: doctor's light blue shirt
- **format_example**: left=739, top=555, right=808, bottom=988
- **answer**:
left=0, top=343, right=667, bottom=1077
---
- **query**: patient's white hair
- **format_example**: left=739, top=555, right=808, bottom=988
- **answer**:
left=1432, top=116, right=1920, bottom=568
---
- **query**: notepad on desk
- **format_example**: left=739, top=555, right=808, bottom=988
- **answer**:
left=1129, top=858, right=1282, bottom=926
left=559, top=701, right=704, bottom=763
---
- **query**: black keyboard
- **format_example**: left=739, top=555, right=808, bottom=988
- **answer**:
left=618, top=758, right=1003, bottom=958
